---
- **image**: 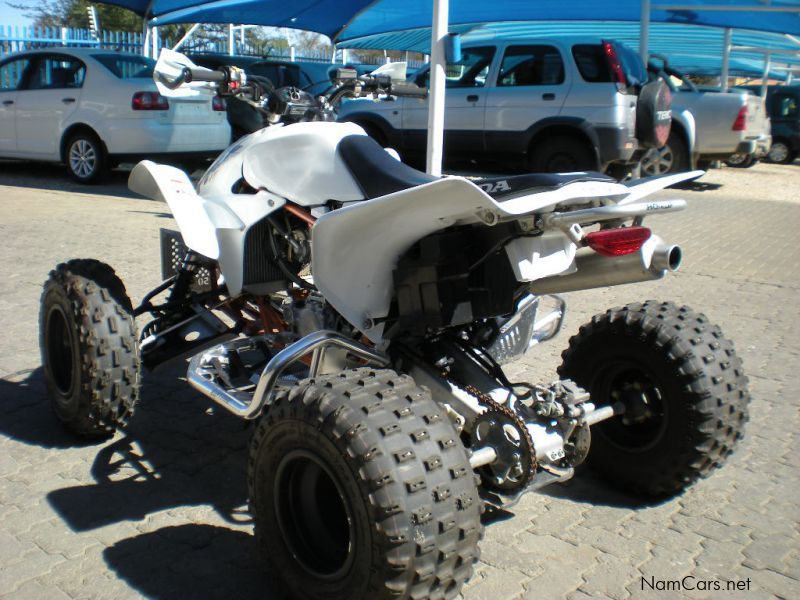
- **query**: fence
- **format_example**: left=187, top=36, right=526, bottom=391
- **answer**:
left=0, top=25, right=424, bottom=68
left=1, top=26, right=142, bottom=58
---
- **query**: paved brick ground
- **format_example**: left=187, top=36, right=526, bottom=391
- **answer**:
left=1, top=160, right=799, bottom=599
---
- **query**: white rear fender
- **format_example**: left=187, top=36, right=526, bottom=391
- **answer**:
left=129, top=161, right=232, bottom=260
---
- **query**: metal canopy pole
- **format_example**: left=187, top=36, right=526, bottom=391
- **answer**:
left=426, top=0, right=449, bottom=176
left=173, top=23, right=200, bottom=51
left=639, top=0, right=651, bottom=63
left=721, top=27, right=732, bottom=91
left=228, top=23, right=235, bottom=55
left=761, top=51, right=772, bottom=97
left=143, top=22, right=151, bottom=57
left=152, top=24, right=160, bottom=58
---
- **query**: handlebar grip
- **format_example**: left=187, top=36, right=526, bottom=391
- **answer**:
left=187, top=68, right=227, bottom=83
left=389, top=81, right=428, bottom=98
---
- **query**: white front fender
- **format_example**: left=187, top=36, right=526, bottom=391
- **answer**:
left=129, top=160, right=242, bottom=260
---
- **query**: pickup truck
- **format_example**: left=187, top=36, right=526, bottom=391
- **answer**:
left=337, top=37, right=671, bottom=177
left=642, top=62, right=771, bottom=174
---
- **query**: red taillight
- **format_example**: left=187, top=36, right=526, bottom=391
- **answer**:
left=732, top=105, right=748, bottom=131
left=212, top=96, right=227, bottom=112
left=585, top=227, right=651, bottom=257
left=132, top=91, right=169, bottom=111
left=602, top=41, right=626, bottom=89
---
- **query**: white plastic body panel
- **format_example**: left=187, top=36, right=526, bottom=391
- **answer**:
left=241, top=121, right=368, bottom=205
left=129, top=160, right=285, bottom=296
left=312, top=175, right=635, bottom=343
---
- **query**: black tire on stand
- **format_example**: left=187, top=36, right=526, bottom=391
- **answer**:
left=558, top=301, right=749, bottom=497
left=248, top=368, right=483, bottom=600
left=40, top=259, right=140, bottom=437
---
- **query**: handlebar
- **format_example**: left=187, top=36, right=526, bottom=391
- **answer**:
left=156, top=66, right=243, bottom=95
left=388, top=81, right=428, bottom=99
left=186, top=67, right=227, bottom=84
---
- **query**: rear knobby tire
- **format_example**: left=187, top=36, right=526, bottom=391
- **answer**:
left=39, top=259, right=140, bottom=437
left=558, top=301, right=749, bottom=497
left=248, top=368, right=483, bottom=600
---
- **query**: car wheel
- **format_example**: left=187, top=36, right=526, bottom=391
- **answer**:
left=640, top=131, right=688, bottom=176
left=530, top=136, right=596, bottom=173
left=66, top=132, right=108, bottom=184
left=725, top=153, right=756, bottom=168
left=767, top=140, right=793, bottom=164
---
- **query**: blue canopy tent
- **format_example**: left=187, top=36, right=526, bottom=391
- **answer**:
left=101, top=1, right=800, bottom=37
left=100, top=0, right=800, bottom=172
left=341, top=21, right=800, bottom=80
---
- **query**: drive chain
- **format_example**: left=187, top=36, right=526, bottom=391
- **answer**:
left=447, top=376, right=538, bottom=491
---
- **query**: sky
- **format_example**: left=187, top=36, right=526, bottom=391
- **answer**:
left=1, top=3, right=31, bottom=28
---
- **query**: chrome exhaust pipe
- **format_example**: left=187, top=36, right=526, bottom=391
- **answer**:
left=531, top=236, right=682, bottom=295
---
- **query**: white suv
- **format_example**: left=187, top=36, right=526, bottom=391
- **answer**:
left=0, top=48, right=231, bottom=183
left=338, top=37, right=666, bottom=176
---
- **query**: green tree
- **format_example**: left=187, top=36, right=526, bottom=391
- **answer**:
left=9, top=0, right=143, bottom=31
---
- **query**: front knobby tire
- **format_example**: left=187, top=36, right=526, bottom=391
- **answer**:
left=39, top=259, right=140, bottom=437
left=558, top=301, right=750, bottom=497
left=248, top=368, right=483, bottom=600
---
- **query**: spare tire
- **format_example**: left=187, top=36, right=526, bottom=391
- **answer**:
left=636, top=79, right=672, bottom=149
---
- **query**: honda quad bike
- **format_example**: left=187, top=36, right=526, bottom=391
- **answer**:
left=39, top=51, right=749, bottom=600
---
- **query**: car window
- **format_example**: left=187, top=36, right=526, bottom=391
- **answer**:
left=28, top=56, right=86, bottom=90
left=415, top=46, right=496, bottom=89
left=93, top=54, right=155, bottom=79
left=0, top=58, right=30, bottom=91
left=572, top=45, right=611, bottom=83
left=774, top=94, right=798, bottom=118
left=498, top=45, right=564, bottom=87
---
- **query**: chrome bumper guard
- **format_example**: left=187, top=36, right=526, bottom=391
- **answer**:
left=188, top=330, right=390, bottom=419
left=486, top=294, right=566, bottom=364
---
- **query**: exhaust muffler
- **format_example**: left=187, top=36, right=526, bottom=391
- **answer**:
left=531, top=235, right=682, bottom=295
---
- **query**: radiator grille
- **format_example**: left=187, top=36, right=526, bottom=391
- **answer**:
left=242, top=218, right=285, bottom=286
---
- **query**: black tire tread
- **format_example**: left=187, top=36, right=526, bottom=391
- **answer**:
left=39, top=259, right=140, bottom=436
left=558, top=300, right=749, bottom=496
left=248, top=368, right=483, bottom=600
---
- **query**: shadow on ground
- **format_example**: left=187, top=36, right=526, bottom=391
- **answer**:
left=0, top=366, right=253, bottom=527
left=103, top=524, right=282, bottom=600
left=0, top=367, right=99, bottom=449
left=538, top=467, right=668, bottom=509
left=0, top=364, right=284, bottom=597
left=0, top=161, right=137, bottom=198
left=673, top=180, right=723, bottom=192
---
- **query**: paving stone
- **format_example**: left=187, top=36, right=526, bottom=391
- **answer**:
left=2, top=161, right=800, bottom=599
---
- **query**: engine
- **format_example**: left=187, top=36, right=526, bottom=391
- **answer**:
left=388, top=222, right=530, bottom=339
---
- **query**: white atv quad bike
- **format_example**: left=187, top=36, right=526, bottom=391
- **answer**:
left=39, top=51, right=749, bottom=600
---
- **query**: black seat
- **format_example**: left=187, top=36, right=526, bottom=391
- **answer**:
left=475, top=171, right=617, bottom=202
left=338, top=135, right=438, bottom=199
left=337, top=134, right=616, bottom=202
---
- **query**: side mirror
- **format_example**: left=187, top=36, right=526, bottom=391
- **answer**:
left=445, top=33, right=462, bottom=64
